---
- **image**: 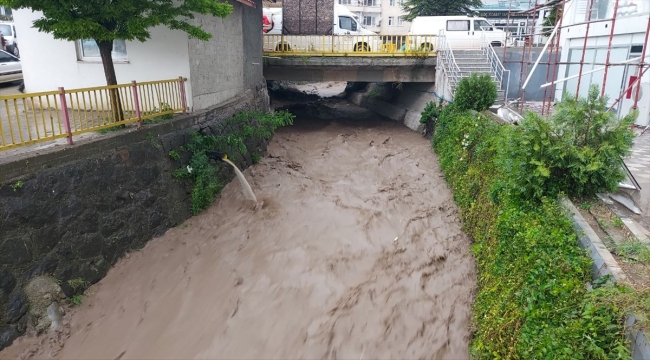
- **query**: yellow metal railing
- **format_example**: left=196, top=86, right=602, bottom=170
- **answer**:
left=0, top=77, right=188, bottom=150
left=263, top=34, right=438, bottom=56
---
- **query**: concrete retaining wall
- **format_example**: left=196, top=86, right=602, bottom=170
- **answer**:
left=0, top=83, right=270, bottom=350
left=348, top=82, right=442, bottom=133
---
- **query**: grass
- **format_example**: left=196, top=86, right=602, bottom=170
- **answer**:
left=616, top=239, right=650, bottom=263
left=69, top=294, right=85, bottom=306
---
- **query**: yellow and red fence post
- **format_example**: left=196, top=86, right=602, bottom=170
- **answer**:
left=58, top=87, right=73, bottom=145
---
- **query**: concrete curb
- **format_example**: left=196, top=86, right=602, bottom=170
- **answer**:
left=560, top=197, right=650, bottom=360
left=597, top=194, right=650, bottom=247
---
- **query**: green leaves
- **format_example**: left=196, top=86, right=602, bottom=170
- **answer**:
left=454, top=73, right=499, bottom=113
left=430, top=97, right=632, bottom=359
left=0, top=0, right=233, bottom=42
left=503, top=84, right=635, bottom=201
left=171, top=110, right=294, bottom=214
left=401, top=0, right=482, bottom=21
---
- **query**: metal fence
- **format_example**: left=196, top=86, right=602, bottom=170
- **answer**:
left=263, top=34, right=438, bottom=56
left=0, top=77, right=187, bottom=150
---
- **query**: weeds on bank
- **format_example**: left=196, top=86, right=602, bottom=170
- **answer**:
left=10, top=180, right=23, bottom=191
left=170, top=110, right=294, bottom=214
left=430, top=80, right=637, bottom=358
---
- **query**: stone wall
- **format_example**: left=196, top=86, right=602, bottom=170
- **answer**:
left=188, top=0, right=264, bottom=110
left=282, top=0, right=334, bottom=34
left=0, top=83, right=270, bottom=350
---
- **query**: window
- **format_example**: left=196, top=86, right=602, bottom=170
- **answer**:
left=0, top=51, right=18, bottom=63
left=363, top=16, right=377, bottom=26
left=339, top=16, right=356, bottom=31
left=398, top=17, right=404, bottom=26
left=0, top=24, right=11, bottom=37
left=388, top=16, right=394, bottom=26
left=390, top=0, right=395, bottom=5
left=447, top=20, right=469, bottom=31
left=363, top=0, right=378, bottom=6
left=77, top=39, right=128, bottom=61
left=590, top=0, right=610, bottom=20
left=339, top=0, right=351, bottom=4
left=474, top=19, right=492, bottom=31
left=631, top=45, right=644, bottom=54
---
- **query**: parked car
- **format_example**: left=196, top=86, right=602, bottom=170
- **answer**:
left=0, top=49, right=22, bottom=84
left=0, top=22, right=18, bottom=57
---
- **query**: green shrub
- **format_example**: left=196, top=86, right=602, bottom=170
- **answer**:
left=502, top=85, right=635, bottom=201
left=172, top=110, right=294, bottom=214
left=419, top=99, right=444, bottom=136
left=453, top=73, right=498, bottom=112
left=431, top=99, right=632, bottom=358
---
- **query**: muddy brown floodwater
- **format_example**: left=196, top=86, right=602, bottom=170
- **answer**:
left=2, top=118, right=476, bottom=360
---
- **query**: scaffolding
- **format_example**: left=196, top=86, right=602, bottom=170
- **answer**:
left=501, top=0, right=650, bottom=120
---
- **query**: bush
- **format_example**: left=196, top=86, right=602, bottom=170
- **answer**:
left=419, top=99, right=444, bottom=136
left=171, top=110, right=294, bottom=214
left=502, top=85, right=635, bottom=201
left=431, top=98, right=632, bottom=358
left=454, top=73, right=498, bottom=112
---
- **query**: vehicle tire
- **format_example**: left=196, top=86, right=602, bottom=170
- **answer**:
left=420, top=43, right=434, bottom=52
left=275, top=43, right=291, bottom=52
left=12, top=45, right=18, bottom=57
left=354, top=43, right=369, bottom=52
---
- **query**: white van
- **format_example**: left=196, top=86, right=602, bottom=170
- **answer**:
left=263, top=4, right=377, bottom=53
left=0, top=22, right=17, bottom=56
left=409, top=16, right=506, bottom=49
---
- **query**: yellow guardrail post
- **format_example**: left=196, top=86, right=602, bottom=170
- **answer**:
left=179, top=76, right=188, bottom=114
left=58, top=87, right=73, bottom=145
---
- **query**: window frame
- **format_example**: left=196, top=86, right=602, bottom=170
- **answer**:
left=447, top=20, right=470, bottom=31
left=76, top=39, right=129, bottom=63
left=398, top=17, right=405, bottom=26
left=388, top=16, right=394, bottom=26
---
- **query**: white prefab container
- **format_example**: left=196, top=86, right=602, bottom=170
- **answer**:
left=409, top=16, right=506, bottom=49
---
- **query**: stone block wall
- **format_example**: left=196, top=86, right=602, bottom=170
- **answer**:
left=282, top=0, right=334, bottom=34
left=0, top=83, right=269, bottom=350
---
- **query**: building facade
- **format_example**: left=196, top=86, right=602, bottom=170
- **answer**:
left=13, top=0, right=266, bottom=111
left=555, top=0, right=649, bottom=126
left=338, top=0, right=410, bottom=34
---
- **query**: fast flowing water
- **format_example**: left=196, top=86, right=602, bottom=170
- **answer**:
left=1, top=118, right=476, bottom=360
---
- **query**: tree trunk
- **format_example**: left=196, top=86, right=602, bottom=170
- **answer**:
left=97, top=40, right=124, bottom=122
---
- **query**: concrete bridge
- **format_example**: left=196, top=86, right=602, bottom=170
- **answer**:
left=262, top=34, right=437, bottom=82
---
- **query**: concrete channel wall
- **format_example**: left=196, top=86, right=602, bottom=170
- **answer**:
left=0, top=84, right=270, bottom=350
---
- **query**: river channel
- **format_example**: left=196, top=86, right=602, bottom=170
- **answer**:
left=2, top=116, right=476, bottom=360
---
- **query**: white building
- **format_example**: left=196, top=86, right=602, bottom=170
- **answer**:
left=13, top=0, right=265, bottom=111
left=555, top=0, right=649, bottom=126
left=339, top=0, right=410, bottom=35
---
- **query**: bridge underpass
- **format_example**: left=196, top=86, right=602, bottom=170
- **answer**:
left=262, top=34, right=438, bottom=82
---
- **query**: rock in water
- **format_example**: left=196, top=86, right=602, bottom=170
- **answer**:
left=23, top=276, right=65, bottom=334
